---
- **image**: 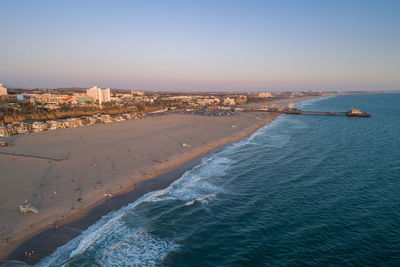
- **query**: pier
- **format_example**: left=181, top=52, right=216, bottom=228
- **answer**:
left=244, top=108, right=371, bottom=117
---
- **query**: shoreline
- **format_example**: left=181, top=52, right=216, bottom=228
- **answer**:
left=6, top=114, right=276, bottom=265
left=5, top=146, right=223, bottom=266
left=3, top=112, right=278, bottom=265
left=2, top=96, right=322, bottom=265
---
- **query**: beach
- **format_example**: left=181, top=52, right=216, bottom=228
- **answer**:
left=1, top=111, right=277, bottom=261
left=0, top=96, right=317, bottom=263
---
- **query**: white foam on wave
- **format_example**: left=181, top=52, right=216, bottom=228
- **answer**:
left=98, top=229, right=177, bottom=267
left=193, top=176, right=211, bottom=183
left=35, top=190, right=166, bottom=267
left=185, top=193, right=217, bottom=206
left=161, top=157, right=229, bottom=202
left=295, top=95, right=336, bottom=109
left=40, top=227, right=177, bottom=267
left=69, top=214, right=125, bottom=258
left=35, top=153, right=233, bottom=267
left=231, top=116, right=287, bottom=148
left=37, top=110, right=296, bottom=267
left=140, top=155, right=230, bottom=205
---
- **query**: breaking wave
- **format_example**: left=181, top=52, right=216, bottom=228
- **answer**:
left=35, top=96, right=325, bottom=267
left=35, top=123, right=270, bottom=267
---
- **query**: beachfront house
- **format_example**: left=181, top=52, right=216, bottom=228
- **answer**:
left=0, top=126, right=8, bottom=137
left=223, top=97, right=236, bottom=105
left=31, top=121, right=47, bottom=133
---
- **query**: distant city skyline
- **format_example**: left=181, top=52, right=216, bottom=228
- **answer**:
left=1, top=0, right=399, bottom=91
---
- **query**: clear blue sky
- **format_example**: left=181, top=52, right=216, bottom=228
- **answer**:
left=1, top=0, right=399, bottom=91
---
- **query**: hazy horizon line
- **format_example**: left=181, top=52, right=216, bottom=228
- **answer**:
left=3, top=84, right=399, bottom=94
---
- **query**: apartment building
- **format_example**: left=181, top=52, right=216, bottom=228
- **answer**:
left=86, top=86, right=111, bottom=104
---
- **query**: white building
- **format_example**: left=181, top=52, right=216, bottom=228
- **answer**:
left=131, top=90, right=145, bottom=96
left=17, top=93, right=30, bottom=102
left=258, top=92, right=272, bottom=98
left=31, top=122, right=46, bottom=133
left=86, top=86, right=111, bottom=104
left=0, top=126, right=8, bottom=137
left=290, top=91, right=304, bottom=98
left=0, top=82, right=8, bottom=96
left=223, top=97, right=236, bottom=105
left=196, top=98, right=220, bottom=106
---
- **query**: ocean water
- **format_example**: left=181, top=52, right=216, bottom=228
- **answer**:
left=36, top=94, right=400, bottom=267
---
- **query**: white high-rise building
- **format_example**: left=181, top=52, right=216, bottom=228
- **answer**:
left=86, top=86, right=110, bottom=104
left=0, top=82, right=8, bottom=96
left=101, top=88, right=111, bottom=103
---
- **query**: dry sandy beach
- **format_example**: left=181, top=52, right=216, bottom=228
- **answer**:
left=0, top=96, right=320, bottom=261
left=0, top=111, right=276, bottom=259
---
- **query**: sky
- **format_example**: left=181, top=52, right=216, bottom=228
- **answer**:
left=0, top=0, right=399, bottom=91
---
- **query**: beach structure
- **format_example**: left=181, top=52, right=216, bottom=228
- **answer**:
left=245, top=107, right=371, bottom=117
left=0, top=82, right=7, bottom=96
left=345, top=108, right=371, bottom=117
left=104, top=192, right=113, bottom=198
left=86, top=86, right=110, bottom=104
left=19, top=202, right=39, bottom=214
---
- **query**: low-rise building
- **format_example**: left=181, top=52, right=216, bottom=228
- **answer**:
left=8, top=122, right=29, bottom=135
left=131, top=90, right=145, bottom=96
left=197, top=98, right=220, bottom=106
left=82, top=116, right=96, bottom=125
left=16, top=93, right=31, bottom=102
left=31, top=121, right=47, bottom=133
left=0, top=82, right=7, bottom=96
left=100, top=114, right=112, bottom=123
left=43, top=102, right=59, bottom=110
left=258, top=92, right=273, bottom=98
left=290, top=91, right=304, bottom=98
left=223, top=97, right=236, bottom=105
left=47, top=120, right=58, bottom=130
left=78, top=96, right=94, bottom=104
left=0, top=126, right=8, bottom=137
left=236, top=95, right=247, bottom=104
left=122, top=113, right=132, bottom=120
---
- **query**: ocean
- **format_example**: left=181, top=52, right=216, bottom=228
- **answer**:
left=36, top=94, right=400, bottom=266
